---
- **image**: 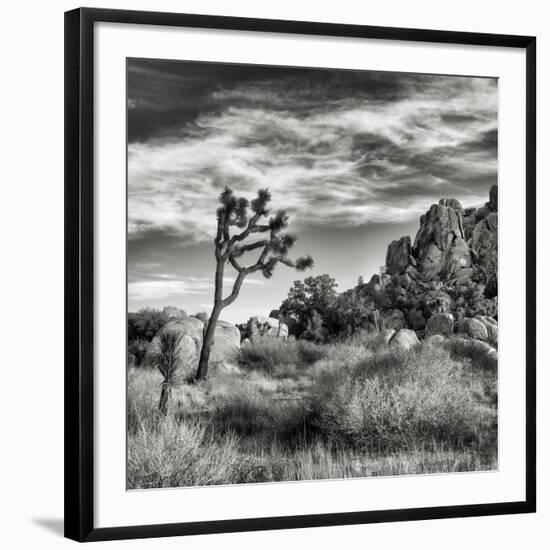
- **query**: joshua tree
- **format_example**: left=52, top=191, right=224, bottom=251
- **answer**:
left=150, top=330, right=183, bottom=415
left=195, top=187, right=313, bottom=380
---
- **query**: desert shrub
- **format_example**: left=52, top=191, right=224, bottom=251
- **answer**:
left=339, top=329, right=394, bottom=353
left=239, top=337, right=326, bottom=376
left=128, top=338, right=149, bottom=366
left=302, top=309, right=326, bottom=342
left=128, top=307, right=170, bottom=343
left=298, top=340, right=327, bottom=364
left=309, top=345, right=493, bottom=451
left=239, top=337, right=299, bottom=374
left=127, top=367, right=164, bottom=435
left=451, top=281, right=498, bottom=319
left=209, top=382, right=307, bottom=441
left=444, top=337, right=497, bottom=371
left=232, top=455, right=288, bottom=484
left=127, top=415, right=240, bottom=489
left=148, top=330, right=191, bottom=414
left=327, top=291, right=381, bottom=337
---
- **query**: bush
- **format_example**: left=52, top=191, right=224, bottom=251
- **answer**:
left=444, top=337, right=497, bottom=371
left=128, top=308, right=169, bottom=343
left=239, top=337, right=327, bottom=376
left=308, top=345, right=493, bottom=451
left=128, top=338, right=149, bottom=366
left=127, top=415, right=240, bottom=489
left=298, top=340, right=327, bottom=364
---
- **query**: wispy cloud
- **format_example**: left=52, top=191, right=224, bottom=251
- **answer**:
left=128, top=273, right=264, bottom=304
left=128, top=63, right=497, bottom=244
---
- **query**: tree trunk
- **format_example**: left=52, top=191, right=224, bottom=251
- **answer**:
left=158, top=384, right=172, bottom=416
left=195, top=305, right=222, bottom=381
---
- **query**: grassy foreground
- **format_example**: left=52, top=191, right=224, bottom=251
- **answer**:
left=127, top=334, right=497, bottom=489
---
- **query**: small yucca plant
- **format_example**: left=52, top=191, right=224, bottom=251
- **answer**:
left=150, top=330, right=183, bottom=415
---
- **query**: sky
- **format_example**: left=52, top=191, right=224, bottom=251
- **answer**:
left=127, top=59, right=498, bottom=324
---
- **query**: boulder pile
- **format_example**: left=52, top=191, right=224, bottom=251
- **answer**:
left=355, top=185, right=498, bottom=345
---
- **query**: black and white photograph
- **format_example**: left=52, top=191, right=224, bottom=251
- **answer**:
left=126, top=58, right=499, bottom=489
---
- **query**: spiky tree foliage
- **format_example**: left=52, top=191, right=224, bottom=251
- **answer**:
left=150, top=330, right=183, bottom=415
left=196, top=187, right=313, bottom=380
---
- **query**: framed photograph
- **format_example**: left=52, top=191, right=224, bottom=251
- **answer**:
left=65, top=7, right=536, bottom=542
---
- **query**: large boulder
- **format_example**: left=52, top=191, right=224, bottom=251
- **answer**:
left=144, top=319, right=202, bottom=378
left=177, top=316, right=204, bottom=342
left=210, top=320, right=241, bottom=371
left=413, top=203, right=471, bottom=281
left=472, top=213, right=497, bottom=252
left=268, top=309, right=298, bottom=336
left=462, top=185, right=498, bottom=242
left=425, top=312, right=454, bottom=337
left=247, top=316, right=289, bottom=341
left=475, top=316, right=498, bottom=343
left=460, top=318, right=489, bottom=341
left=385, top=236, right=412, bottom=276
left=162, top=306, right=188, bottom=321
left=269, top=309, right=280, bottom=319
left=446, top=337, right=497, bottom=366
left=145, top=317, right=241, bottom=376
left=389, top=329, right=420, bottom=351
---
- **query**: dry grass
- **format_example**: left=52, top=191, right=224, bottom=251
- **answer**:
left=127, top=336, right=497, bottom=489
left=128, top=414, right=240, bottom=489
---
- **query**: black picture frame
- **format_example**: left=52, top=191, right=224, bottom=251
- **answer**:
left=65, top=7, right=537, bottom=543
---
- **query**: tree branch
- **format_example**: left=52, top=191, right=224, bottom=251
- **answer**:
left=222, top=271, right=246, bottom=308
left=231, top=239, right=270, bottom=258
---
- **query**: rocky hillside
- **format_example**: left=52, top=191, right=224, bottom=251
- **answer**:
left=353, top=184, right=498, bottom=340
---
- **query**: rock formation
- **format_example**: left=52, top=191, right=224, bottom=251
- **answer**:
left=210, top=321, right=241, bottom=371
left=144, top=319, right=203, bottom=378
left=475, top=316, right=498, bottom=343
left=412, top=203, right=471, bottom=281
left=162, top=306, right=188, bottom=321
left=489, top=184, right=498, bottom=212
left=247, top=316, right=289, bottom=341
left=371, top=185, right=497, bottom=340
left=145, top=317, right=241, bottom=375
left=385, top=236, right=412, bottom=276
left=459, top=318, right=489, bottom=341
left=472, top=213, right=497, bottom=252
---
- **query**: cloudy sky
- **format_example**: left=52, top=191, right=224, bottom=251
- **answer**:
left=127, top=59, right=497, bottom=324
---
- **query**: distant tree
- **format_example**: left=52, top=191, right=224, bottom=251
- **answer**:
left=357, top=276, right=365, bottom=287
left=195, top=187, right=313, bottom=380
left=329, top=289, right=379, bottom=336
left=127, top=338, right=149, bottom=367
left=280, top=274, right=338, bottom=337
left=127, top=308, right=169, bottom=343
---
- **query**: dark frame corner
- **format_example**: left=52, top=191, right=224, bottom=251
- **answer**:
left=65, top=7, right=536, bottom=542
